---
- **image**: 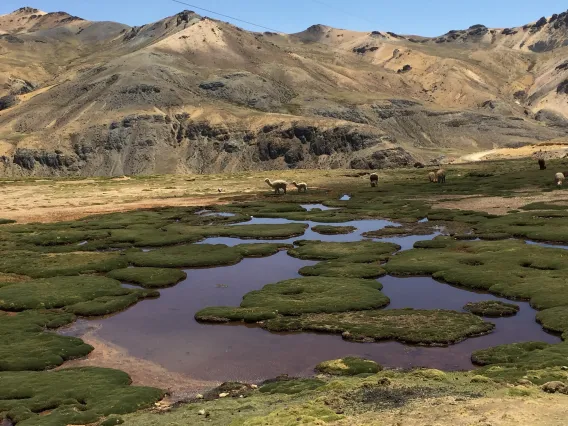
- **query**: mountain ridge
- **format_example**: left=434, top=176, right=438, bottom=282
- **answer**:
left=0, top=6, right=567, bottom=176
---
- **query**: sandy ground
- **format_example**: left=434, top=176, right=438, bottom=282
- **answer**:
left=339, top=394, right=568, bottom=426
left=434, top=192, right=568, bottom=215
left=59, top=327, right=217, bottom=402
left=457, top=143, right=568, bottom=163
left=0, top=171, right=343, bottom=223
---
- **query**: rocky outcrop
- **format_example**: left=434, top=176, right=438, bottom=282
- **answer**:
left=0, top=95, right=19, bottom=111
left=535, top=109, right=568, bottom=128
left=13, top=148, right=75, bottom=170
left=350, top=147, right=415, bottom=170
left=558, top=80, right=568, bottom=95
left=198, top=73, right=295, bottom=111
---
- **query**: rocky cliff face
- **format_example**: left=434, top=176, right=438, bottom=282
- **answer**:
left=0, top=8, right=567, bottom=176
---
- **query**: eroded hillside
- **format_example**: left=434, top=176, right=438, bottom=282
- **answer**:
left=0, top=7, right=567, bottom=176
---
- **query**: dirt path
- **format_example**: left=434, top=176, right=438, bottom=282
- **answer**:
left=434, top=192, right=568, bottom=215
left=456, top=144, right=568, bottom=164
left=338, top=394, right=568, bottom=425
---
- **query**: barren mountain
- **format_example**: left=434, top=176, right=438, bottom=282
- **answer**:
left=0, top=6, right=567, bottom=176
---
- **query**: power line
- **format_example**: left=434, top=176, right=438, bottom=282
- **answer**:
left=171, top=0, right=283, bottom=33
left=308, top=0, right=377, bottom=27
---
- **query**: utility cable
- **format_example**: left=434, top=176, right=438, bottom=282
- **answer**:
left=171, top=0, right=284, bottom=33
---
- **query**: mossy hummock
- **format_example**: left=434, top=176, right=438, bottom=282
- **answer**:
left=385, top=238, right=568, bottom=310
left=195, top=277, right=390, bottom=322
left=311, top=225, right=356, bottom=235
left=316, top=357, right=382, bottom=376
left=0, top=310, right=93, bottom=371
left=0, top=367, right=164, bottom=425
left=463, top=301, right=520, bottom=317
left=126, top=243, right=289, bottom=269
left=107, top=268, right=187, bottom=288
left=263, top=309, right=495, bottom=346
left=289, top=240, right=400, bottom=262
left=0, top=276, right=157, bottom=316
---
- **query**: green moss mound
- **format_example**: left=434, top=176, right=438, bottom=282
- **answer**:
left=0, top=310, right=93, bottom=371
left=463, top=301, right=520, bottom=317
left=536, top=307, right=568, bottom=339
left=0, top=367, right=164, bottom=426
left=362, top=223, right=443, bottom=238
left=471, top=341, right=568, bottom=384
left=100, top=416, right=125, bottom=426
left=0, top=218, right=16, bottom=225
left=289, top=240, right=400, bottom=262
left=299, top=261, right=386, bottom=279
left=195, top=277, right=390, bottom=323
left=234, top=243, right=292, bottom=257
left=385, top=238, right=568, bottom=310
left=312, top=225, right=356, bottom=235
left=316, top=357, right=382, bottom=376
left=263, top=309, right=494, bottom=346
left=126, top=243, right=287, bottom=269
left=107, top=268, right=187, bottom=288
left=0, top=251, right=128, bottom=278
left=259, top=378, right=325, bottom=394
left=0, top=276, right=156, bottom=315
left=475, top=210, right=568, bottom=243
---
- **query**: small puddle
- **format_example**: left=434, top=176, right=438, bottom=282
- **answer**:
left=526, top=240, right=568, bottom=250
left=340, top=194, right=351, bottom=201
left=195, top=210, right=236, bottom=217
left=300, top=204, right=338, bottom=211
left=77, top=241, right=88, bottom=246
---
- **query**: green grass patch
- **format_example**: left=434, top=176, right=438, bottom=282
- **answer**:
left=0, top=276, right=156, bottom=315
left=316, top=357, right=382, bottom=376
left=299, top=261, right=386, bottom=278
left=127, top=243, right=287, bottom=269
left=311, top=225, right=356, bottom=235
left=0, top=367, right=164, bottom=425
left=536, top=307, right=568, bottom=339
left=195, top=277, right=390, bottom=322
left=0, top=251, right=128, bottom=278
left=263, top=309, right=494, bottom=345
left=107, top=268, right=187, bottom=288
left=289, top=240, right=400, bottom=262
left=463, top=301, right=520, bottom=317
left=259, top=378, right=325, bottom=394
left=0, top=310, right=93, bottom=371
left=385, top=238, right=568, bottom=310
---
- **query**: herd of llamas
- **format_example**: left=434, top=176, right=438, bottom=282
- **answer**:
left=264, top=159, right=566, bottom=195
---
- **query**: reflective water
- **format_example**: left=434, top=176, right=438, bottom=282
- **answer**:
left=300, top=204, right=337, bottom=211
left=64, top=212, right=561, bottom=383
left=526, top=240, right=568, bottom=250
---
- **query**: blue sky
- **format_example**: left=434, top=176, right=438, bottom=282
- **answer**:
left=1, top=1, right=566, bottom=36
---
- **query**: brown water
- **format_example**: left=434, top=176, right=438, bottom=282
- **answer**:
left=62, top=212, right=561, bottom=383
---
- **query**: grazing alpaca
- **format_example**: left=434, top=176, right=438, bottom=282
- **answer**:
left=370, top=173, right=379, bottom=187
left=436, top=169, right=446, bottom=184
left=555, top=172, right=565, bottom=186
left=264, top=178, right=287, bottom=194
left=292, top=181, right=308, bottom=193
left=539, top=159, right=546, bottom=170
left=428, top=172, right=437, bottom=183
